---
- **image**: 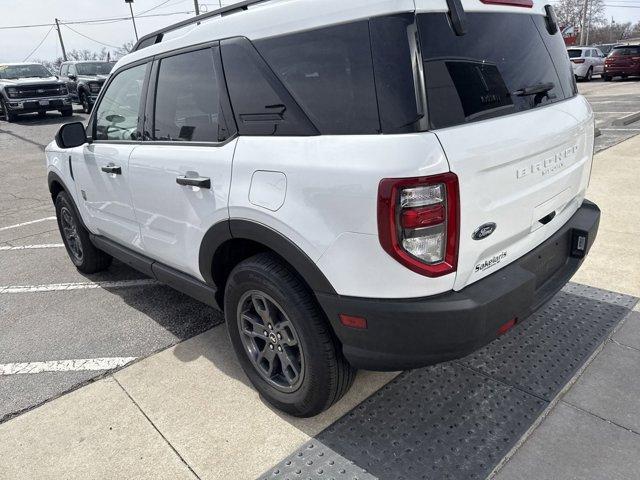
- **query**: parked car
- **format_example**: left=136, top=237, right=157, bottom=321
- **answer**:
left=59, top=61, right=115, bottom=113
left=0, top=63, right=72, bottom=122
left=567, top=46, right=606, bottom=81
left=603, top=44, right=640, bottom=81
left=46, top=0, right=600, bottom=417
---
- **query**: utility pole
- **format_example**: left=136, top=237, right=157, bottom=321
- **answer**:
left=194, top=0, right=200, bottom=16
left=54, top=18, right=68, bottom=61
left=579, top=0, right=589, bottom=45
left=125, top=0, right=139, bottom=41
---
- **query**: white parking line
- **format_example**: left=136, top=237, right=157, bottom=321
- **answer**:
left=0, top=279, right=159, bottom=294
left=0, top=216, right=56, bottom=232
left=0, top=357, right=137, bottom=375
left=0, top=244, right=64, bottom=251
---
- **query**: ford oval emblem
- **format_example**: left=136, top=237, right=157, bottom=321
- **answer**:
left=472, top=223, right=497, bottom=241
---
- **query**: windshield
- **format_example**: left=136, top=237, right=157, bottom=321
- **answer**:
left=567, top=49, right=583, bottom=58
left=609, top=46, right=640, bottom=57
left=76, top=62, right=114, bottom=75
left=0, top=64, right=52, bottom=79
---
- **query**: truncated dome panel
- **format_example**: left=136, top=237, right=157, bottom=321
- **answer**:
left=261, top=284, right=637, bottom=480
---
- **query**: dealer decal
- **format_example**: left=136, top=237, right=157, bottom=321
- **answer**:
left=475, top=252, right=508, bottom=273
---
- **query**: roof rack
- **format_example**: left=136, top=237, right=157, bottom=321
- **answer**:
left=132, top=0, right=272, bottom=52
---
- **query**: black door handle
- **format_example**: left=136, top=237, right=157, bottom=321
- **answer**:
left=101, top=165, right=122, bottom=175
left=176, top=176, right=211, bottom=189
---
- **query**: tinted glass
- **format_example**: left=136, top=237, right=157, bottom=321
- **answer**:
left=94, top=63, right=146, bottom=141
left=567, top=49, right=582, bottom=58
left=256, top=21, right=379, bottom=135
left=76, top=62, right=114, bottom=75
left=60, top=64, right=69, bottom=76
left=533, top=15, right=577, bottom=98
left=221, top=37, right=317, bottom=136
left=0, top=64, right=51, bottom=79
left=154, top=48, right=226, bottom=142
left=370, top=14, right=426, bottom=134
left=610, top=46, right=640, bottom=56
left=418, top=13, right=574, bottom=129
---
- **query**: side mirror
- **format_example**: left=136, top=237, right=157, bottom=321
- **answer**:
left=68, top=74, right=77, bottom=81
left=55, top=122, right=87, bottom=149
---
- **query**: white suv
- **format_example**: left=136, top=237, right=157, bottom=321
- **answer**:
left=568, top=46, right=606, bottom=81
left=46, top=0, right=600, bottom=417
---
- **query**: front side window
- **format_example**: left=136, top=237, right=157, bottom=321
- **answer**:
left=94, top=63, right=147, bottom=141
left=60, top=64, right=69, bottom=76
left=153, top=48, right=226, bottom=142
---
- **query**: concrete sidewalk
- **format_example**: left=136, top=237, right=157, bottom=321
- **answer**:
left=1, top=134, right=639, bottom=479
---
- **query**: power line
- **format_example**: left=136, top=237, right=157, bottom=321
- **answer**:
left=0, top=10, right=194, bottom=31
left=139, top=0, right=175, bottom=15
left=62, top=23, right=119, bottom=49
left=23, top=25, right=54, bottom=61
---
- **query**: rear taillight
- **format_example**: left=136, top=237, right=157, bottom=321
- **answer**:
left=378, top=173, right=459, bottom=277
left=571, top=59, right=585, bottom=64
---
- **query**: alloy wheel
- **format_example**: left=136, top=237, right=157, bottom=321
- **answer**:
left=237, top=291, right=304, bottom=392
left=60, top=206, right=83, bottom=262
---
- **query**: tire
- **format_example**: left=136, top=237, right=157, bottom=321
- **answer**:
left=603, top=75, right=612, bottom=82
left=224, top=253, right=355, bottom=417
left=80, top=91, right=92, bottom=114
left=1, top=98, right=17, bottom=122
left=584, top=67, right=593, bottom=82
left=55, top=191, right=112, bottom=274
left=60, top=107, right=73, bottom=117
left=37, top=111, right=47, bottom=118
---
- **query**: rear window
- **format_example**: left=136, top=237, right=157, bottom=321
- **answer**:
left=567, top=49, right=583, bottom=58
left=417, top=13, right=576, bottom=129
left=610, top=46, right=640, bottom=56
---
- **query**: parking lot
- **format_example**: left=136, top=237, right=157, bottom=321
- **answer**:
left=1, top=79, right=640, bottom=479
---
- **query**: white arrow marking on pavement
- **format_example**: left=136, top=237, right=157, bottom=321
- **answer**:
left=0, top=279, right=159, bottom=294
left=0, top=357, right=138, bottom=375
left=0, top=243, right=64, bottom=251
left=0, top=216, right=57, bottom=232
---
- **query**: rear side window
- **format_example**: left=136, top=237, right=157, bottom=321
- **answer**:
left=417, top=13, right=575, bottom=129
left=153, top=48, right=227, bottom=142
left=221, top=37, right=317, bottom=136
left=255, top=21, right=380, bottom=135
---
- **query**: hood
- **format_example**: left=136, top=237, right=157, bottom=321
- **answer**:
left=1, top=76, right=62, bottom=86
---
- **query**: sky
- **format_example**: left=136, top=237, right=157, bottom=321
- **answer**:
left=1, top=0, right=640, bottom=63
left=0, top=0, right=239, bottom=63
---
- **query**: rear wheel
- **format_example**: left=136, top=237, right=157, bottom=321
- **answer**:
left=584, top=67, right=593, bottom=82
left=603, top=75, right=612, bottom=82
left=224, top=253, right=355, bottom=417
left=55, top=191, right=112, bottom=274
left=60, top=107, right=73, bottom=117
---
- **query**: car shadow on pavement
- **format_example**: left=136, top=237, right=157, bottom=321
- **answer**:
left=13, top=112, right=86, bottom=127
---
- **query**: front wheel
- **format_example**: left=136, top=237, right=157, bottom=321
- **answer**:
left=1, top=99, right=17, bottom=122
left=80, top=92, right=92, bottom=114
left=224, top=253, right=355, bottom=417
left=603, top=75, right=612, bottom=82
left=55, top=191, right=112, bottom=274
left=60, top=107, right=73, bottom=117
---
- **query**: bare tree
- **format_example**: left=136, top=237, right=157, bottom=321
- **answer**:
left=555, top=0, right=606, bottom=37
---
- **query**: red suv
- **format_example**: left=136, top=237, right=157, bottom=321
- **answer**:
left=603, top=45, right=640, bottom=81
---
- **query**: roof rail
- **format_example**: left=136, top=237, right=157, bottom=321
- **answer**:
left=132, top=0, right=272, bottom=52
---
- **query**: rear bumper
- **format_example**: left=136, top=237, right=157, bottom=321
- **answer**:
left=317, top=200, right=600, bottom=371
left=604, top=66, right=640, bottom=76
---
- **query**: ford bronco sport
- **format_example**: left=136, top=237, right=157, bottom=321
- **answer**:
left=1, top=63, right=72, bottom=122
left=46, top=0, right=600, bottom=417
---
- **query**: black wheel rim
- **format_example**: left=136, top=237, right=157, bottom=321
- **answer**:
left=60, top=206, right=83, bottom=262
left=237, top=291, right=304, bottom=392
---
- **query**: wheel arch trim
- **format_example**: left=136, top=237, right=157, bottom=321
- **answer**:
left=199, top=219, right=336, bottom=295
